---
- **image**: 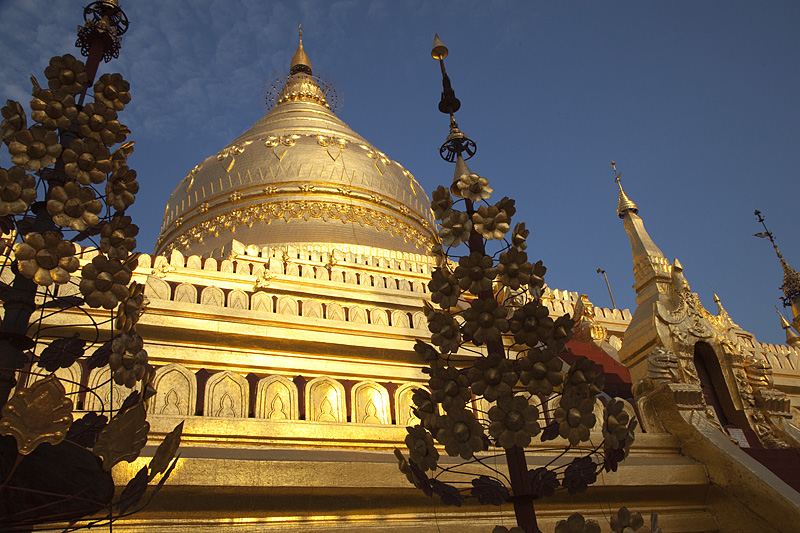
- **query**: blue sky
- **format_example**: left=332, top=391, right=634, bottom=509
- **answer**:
left=0, top=0, right=798, bottom=345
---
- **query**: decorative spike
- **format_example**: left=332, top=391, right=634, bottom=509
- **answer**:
left=290, top=23, right=312, bottom=76
left=754, top=211, right=800, bottom=305
left=431, top=34, right=448, bottom=60
left=613, top=162, right=638, bottom=218
left=777, top=307, right=800, bottom=349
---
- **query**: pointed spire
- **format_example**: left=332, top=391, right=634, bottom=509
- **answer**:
left=754, top=210, right=800, bottom=305
left=612, top=161, right=638, bottom=218
left=290, top=23, right=312, bottom=76
left=777, top=307, right=800, bottom=348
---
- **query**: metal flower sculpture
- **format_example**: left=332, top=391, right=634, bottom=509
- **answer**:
left=393, top=35, right=640, bottom=533
left=0, top=3, right=181, bottom=530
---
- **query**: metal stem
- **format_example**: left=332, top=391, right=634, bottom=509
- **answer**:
left=597, top=267, right=616, bottom=309
left=465, top=197, right=539, bottom=533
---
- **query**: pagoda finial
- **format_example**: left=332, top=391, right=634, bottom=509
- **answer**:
left=777, top=307, right=800, bottom=348
left=613, top=161, right=638, bottom=218
left=754, top=210, right=800, bottom=306
left=290, top=23, right=312, bottom=76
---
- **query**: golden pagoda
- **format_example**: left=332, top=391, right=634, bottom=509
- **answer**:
left=27, top=35, right=800, bottom=532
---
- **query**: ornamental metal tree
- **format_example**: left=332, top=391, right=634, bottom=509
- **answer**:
left=0, top=2, right=181, bottom=530
left=393, top=36, right=654, bottom=533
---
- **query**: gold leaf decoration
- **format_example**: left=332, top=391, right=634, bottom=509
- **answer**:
left=0, top=375, right=73, bottom=454
left=94, top=402, right=149, bottom=471
left=148, top=421, right=183, bottom=480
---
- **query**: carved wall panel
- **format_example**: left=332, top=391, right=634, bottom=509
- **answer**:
left=327, top=302, right=345, bottom=321
left=255, top=375, right=298, bottom=420
left=345, top=271, right=358, bottom=284
left=391, top=310, right=410, bottom=328
left=412, top=312, right=426, bottom=330
left=200, top=286, right=225, bottom=307
left=370, top=309, right=389, bottom=326
left=150, top=363, right=196, bottom=416
left=251, top=292, right=273, bottom=313
left=203, top=257, right=217, bottom=271
left=186, top=255, right=202, bottom=269
left=394, top=383, right=421, bottom=427
left=302, top=299, right=323, bottom=319
left=220, top=259, right=234, bottom=273
left=145, top=276, right=171, bottom=300
left=305, top=377, right=346, bottom=422
left=301, top=265, right=315, bottom=278
left=204, top=370, right=248, bottom=418
left=277, top=296, right=298, bottom=316
left=412, top=281, right=425, bottom=293
left=330, top=269, right=344, bottom=282
left=174, top=283, right=197, bottom=304
left=252, top=263, right=265, bottom=278
left=351, top=381, right=390, bottom=424
left=349, top=306, right=367, bottom=324
left=235, top=261, right=250, bottom=275
left=398, top=279, right=411, bottom=292
left=358, top=272, right=370, bottom=286
left=170, top=250, right=184, bottom=267
left=315, top=267, right=330, bottom=281
left=228, top=289, right=248, bottom=310
left=286, top=263, right=300, bottom=276
left=85, top=367, right=127, bottom=412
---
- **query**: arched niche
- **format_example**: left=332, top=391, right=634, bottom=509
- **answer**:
left=277, top=295, right=298, bottom=316
left=285, top=263, right=299, bottom=276
left=28, top=362, right=82, bottom=400
left=150, top=363, right=196, bottom=416
left=349, top=306, right=367, bottom=324
left=351, top=381, right=391, bottom=425
left=302, top=299, right=323, bottom=319
left=694, top=341, right=746, bottom=428
left=200, top=286, right=225, bottom=307
left=305, top=377, right=346, bottom=422
left=251, top=292, right=273, bottom=313
left=228, top=289, right=248, bottom=310
left=412, top=312, right=426, bottom=330
left=394, top=383, right=421, bottom=427
left=255, top=375, right=298, bottom=420
left=204, top=370, right=248, bottom=418
left=391, top=310, right=410, bottom=329
left=174, top=283, right=197, bottom=304
left=169, top=249, right=185, bottom=267
left=85, top=366, right=127, bottom=413
left=370, top=308, right=389, bottom=326
left=145, top=276, right=171, bottom=301
left=326, top=302, right=345, bottom=321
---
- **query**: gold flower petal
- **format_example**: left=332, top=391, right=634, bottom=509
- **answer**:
left=0, top=375, right=73, bottom=454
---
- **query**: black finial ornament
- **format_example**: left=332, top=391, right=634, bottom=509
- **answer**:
left=431, top=34, right=475, bottom=162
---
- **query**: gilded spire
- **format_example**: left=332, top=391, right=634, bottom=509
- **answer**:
left=777, top=307, right=800, bottom=348
left=612, top=161, right=638, bottom=218
left=290, top=23, right=312, bottom=76
left=754, top=210, right=800, bottom=306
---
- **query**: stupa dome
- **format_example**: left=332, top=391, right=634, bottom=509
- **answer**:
left=155, top=37, right=436, bottom=257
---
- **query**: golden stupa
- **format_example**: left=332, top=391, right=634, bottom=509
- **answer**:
left=27, top=35, right=800, bottom=532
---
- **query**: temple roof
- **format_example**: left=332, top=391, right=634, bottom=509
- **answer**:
left=156, top=35, right=436, bottom=257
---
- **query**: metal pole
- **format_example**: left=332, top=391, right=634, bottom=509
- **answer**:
left=597, top=267, right=616, bottom=309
